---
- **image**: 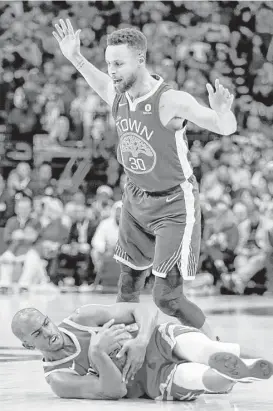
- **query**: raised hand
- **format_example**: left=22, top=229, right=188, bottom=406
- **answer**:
left=52, top=19, right=81, bottom=61
left=206, top=79, right=234, bottom=113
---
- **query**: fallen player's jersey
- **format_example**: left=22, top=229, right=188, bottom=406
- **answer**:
left=43, top=318, right=136, bottom=378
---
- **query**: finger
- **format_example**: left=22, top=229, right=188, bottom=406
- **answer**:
left=128, top=363, right=141, bottom=381
left=206, top=83, right=214, bottom=95
left=75, top=29, right=81, bottom=41
left=228, top=94, right=234, bottom=106
left=116, top=346, right=127, bottom=358
left=215, top=78, right=220, bottom=91
left=122, top=363, right=130, bottom=382
left=59, top=19, right=68, bottom=35
left=55, top=24, right=64, bottom=39
left=66, top=19, right=74, bottom=34
left=102, top=319, right=115, bottom=329
left=219, top=84, right=225, bottom=94
left=110, top=324, right=125, bottom=330
left=52, top=31, right=61, bottom=43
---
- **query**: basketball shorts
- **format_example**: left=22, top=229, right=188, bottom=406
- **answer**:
left=126, top=323, right=204, bottom=401
left=114, top=175, right=201, bottom=280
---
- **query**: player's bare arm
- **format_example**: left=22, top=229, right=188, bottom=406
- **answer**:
left=70, top=302, right=158, bottom=340
left=162, top=79, right=237, bottom=136
left=52, top=19, right=115, bottom=106
left=48, top=320, right=127, bottom=400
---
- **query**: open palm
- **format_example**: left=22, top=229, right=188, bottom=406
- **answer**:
left=206, top=79, right=234, bottom=113
left=52, top=19, right=81, bottom=61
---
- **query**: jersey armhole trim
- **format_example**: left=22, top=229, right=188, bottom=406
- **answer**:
left=154, top=86, right=187, bottom=136
left=112, top=93, right=122, bottom=119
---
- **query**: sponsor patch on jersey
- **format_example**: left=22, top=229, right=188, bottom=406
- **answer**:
left=119, top=132, right=157, bottom=174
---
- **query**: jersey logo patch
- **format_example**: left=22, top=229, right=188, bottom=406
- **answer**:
left=120, top=132, right=156, bottom=174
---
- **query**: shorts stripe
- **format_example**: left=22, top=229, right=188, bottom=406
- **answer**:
left=115, top=242, right=129, bottom=262
left=153, top=180, right=197, bottom=280
left=179, top=180, right=195, bottom=279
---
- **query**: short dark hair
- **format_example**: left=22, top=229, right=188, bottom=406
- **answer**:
left=107, top=28, right=147, bottom=56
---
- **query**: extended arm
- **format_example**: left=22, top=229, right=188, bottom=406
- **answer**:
left=168, top=79, right=237, bottom=136
left=53, top=19, right=115, bottom=106
left=47, top=367, right=126, bottom=400
left=71, top=302, right=158, bottom=344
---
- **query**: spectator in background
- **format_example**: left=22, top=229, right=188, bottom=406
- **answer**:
left=35, top=199, right=70, bottom=279
left=60, top=203, right=96, bottom=288
left=7, top=162, right=32, bottom=197
left=0, top=174, right=15, bottom=228
left=28, top=162, right=55, bottom=197
left=0, top=196, right=47, bottom=293
left=91, top=201, right=122, bottom=291
left=202, top=200, right=239, bottom=286
left=92, top=185, right=114, bottom=220
left=233, top=202, right=252, bottom=253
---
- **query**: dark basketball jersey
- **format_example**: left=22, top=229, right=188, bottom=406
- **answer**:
left=112, top=75, right=193, bottom=192
left=43, top=319, right=137, bottom=379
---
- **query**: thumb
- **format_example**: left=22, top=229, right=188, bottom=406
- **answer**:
left=206, top=83, right=214, bottom=96
left=116, top=345, right=127, bottom=358
left=75, top=29, right=81, bottom=40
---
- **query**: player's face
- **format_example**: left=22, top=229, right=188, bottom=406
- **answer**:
left=105, top=44, right=140, bottom=93
left=23, top=313, right=64, bottom=352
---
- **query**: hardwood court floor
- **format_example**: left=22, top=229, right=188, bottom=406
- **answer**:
left=1, top=291, right=273, bottom=411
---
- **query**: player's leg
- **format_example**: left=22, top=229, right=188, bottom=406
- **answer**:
left=171, top=362, right=235, bottom=400
left=116, top=264, right=148, bottom=302
left=151, top=179, right=217, bottom=339
left=172, top=328, right=240, bottom=364
left=172, top=327, right=273, bottom=382
left=114, top=206, right=154, bottom=302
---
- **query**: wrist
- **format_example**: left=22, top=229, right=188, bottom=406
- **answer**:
left=70, top=53, right=85, bottom=69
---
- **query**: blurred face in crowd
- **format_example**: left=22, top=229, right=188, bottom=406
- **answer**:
left=17, top=162, right=31, bottom=179
left=75, top=205, right=86, bottom=222
left=39, top=164, right=52, bottom=181
left=233, top=203, right=248, bottom=222
left=15, top=197, right=32, bottom=220
left=73, top=191, right=86, bottom=206
left=105, top=44, right=143, bottom=94
left=231, top=153, right=242, bottom=168
left=12, top=309, right=64, bottom=353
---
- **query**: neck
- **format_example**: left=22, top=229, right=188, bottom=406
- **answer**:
left=127, top=70, right=157, bottom=101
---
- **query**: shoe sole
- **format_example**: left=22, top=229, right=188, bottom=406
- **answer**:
left=208, top=352, right=273, bottom=382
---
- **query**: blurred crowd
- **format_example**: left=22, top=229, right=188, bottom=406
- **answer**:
left=1, top=1, right=273, bottom=295
left=0, top=161, right=123, bottom=293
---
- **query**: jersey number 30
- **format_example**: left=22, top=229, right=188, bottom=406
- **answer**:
left=129, top=157, right=146, bottom=171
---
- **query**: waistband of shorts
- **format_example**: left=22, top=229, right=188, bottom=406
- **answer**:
left=128, top=180, right=186, bottom=197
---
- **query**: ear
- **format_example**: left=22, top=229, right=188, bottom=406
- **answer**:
left=139, top=54, right=145, bottom=65
left=22, top=342, right=35, bottom=350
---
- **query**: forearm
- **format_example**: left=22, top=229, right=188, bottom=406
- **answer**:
left=90, top=346, right=127, bottom=397
left=69, top=52, right=112, bottom=104
left=133, top=305, right=159, bottom=345
left=214, top=110, right=237, bottom=136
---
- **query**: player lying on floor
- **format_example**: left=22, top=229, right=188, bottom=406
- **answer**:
left=11, top=303, right=273, bottom=401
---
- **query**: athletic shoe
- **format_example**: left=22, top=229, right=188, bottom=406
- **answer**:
left=208, top=352, right=273, bottom=382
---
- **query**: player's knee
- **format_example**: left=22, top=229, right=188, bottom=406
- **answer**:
left=152, top=283, right=181, bottom=315
left=116, top=264, right=147, bottom=302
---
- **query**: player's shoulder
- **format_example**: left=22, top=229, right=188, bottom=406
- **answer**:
left=161, top=88, right=196, bottom=111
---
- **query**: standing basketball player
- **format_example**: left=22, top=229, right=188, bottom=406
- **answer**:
left=53, top=19, right=237, bottom=341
